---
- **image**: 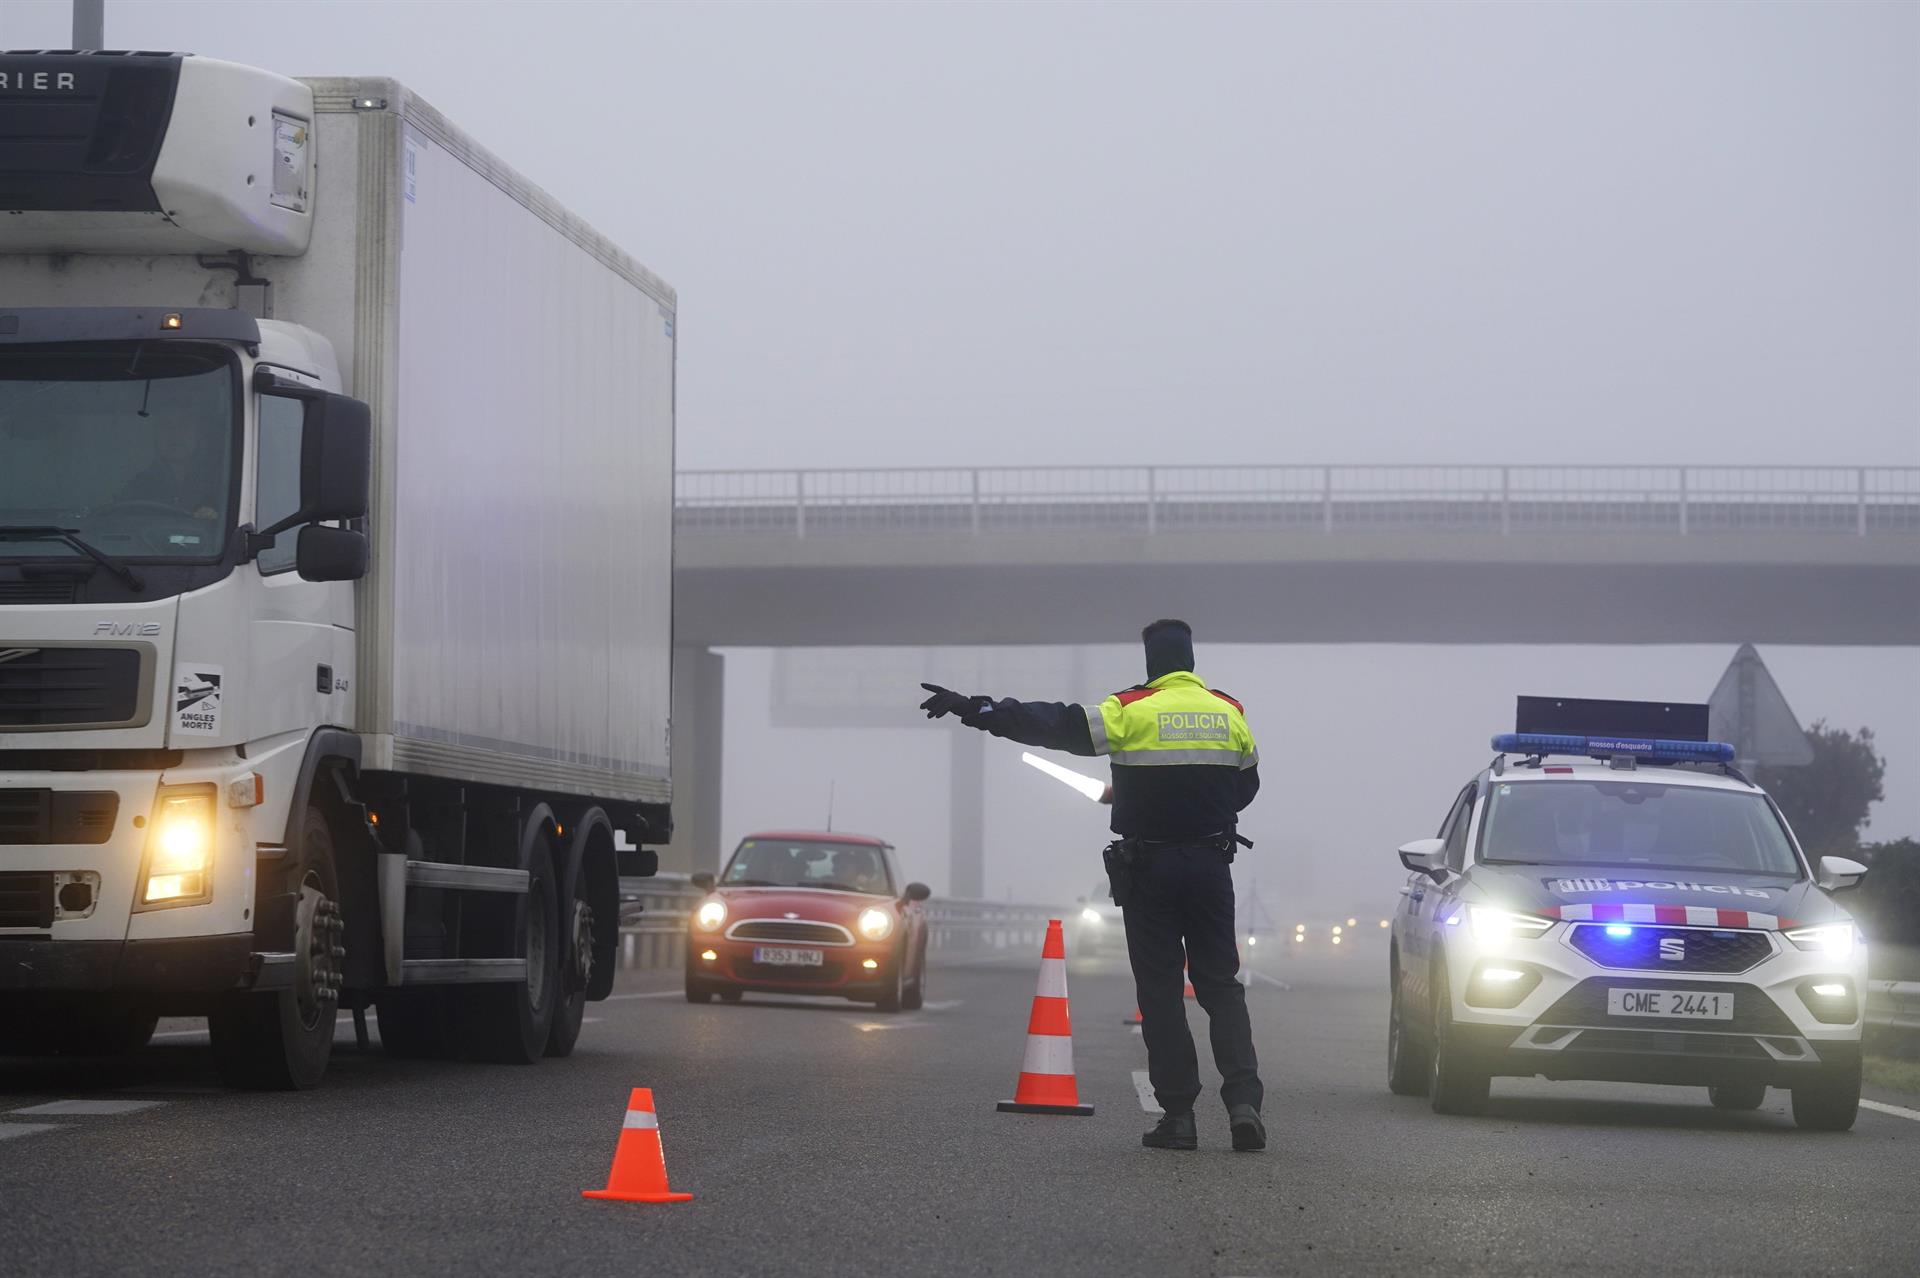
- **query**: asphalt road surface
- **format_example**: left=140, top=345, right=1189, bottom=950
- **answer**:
left=4, top=944, right=1918, bottom=1276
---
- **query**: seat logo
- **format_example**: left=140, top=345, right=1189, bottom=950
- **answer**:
left=1659, top=936, right=1686, bottom=962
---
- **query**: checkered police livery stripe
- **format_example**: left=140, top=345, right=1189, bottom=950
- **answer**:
left=1540, top=903, right=1795, bottom=931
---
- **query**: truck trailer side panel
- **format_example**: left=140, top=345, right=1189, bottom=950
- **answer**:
left=310, top=84, right=675, bottom=806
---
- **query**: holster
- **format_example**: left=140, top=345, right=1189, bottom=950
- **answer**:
left=1102, top=840, right=1138, bottom=909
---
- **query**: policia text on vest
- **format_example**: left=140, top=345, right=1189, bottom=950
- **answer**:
left=916, top=618, right=1267, bottom=1153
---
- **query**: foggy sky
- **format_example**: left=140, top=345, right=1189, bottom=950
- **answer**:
left=7, top=1, right=1913, bottom=905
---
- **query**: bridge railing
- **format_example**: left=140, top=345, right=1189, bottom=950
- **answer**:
left=676, top=465, right=1920, bottom=538
left=615, top=874, right=1068, bottom=971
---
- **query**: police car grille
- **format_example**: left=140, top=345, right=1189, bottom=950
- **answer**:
left=1540, top=978, right=1798, bottom=1036
left=1568, top=924, right=1772, bottom=973
left=727, top=920, right=851, bottom=945
left=0, top=648, right=142, bottom=727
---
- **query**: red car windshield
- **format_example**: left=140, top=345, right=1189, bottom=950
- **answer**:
left=721, top=839, right=893, bottom=895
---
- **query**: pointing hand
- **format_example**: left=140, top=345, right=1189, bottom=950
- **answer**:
left=919, top=683, right=970, bottom=720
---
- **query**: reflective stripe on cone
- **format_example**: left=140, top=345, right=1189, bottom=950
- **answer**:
left=997, top=918, right=1094, bottom=1116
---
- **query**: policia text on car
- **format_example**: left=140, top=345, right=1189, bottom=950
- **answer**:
left=918, top=619, right=1266, bottom=1152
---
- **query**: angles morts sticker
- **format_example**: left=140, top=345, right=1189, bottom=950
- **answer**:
left=173, top=663, right=223, bottom=736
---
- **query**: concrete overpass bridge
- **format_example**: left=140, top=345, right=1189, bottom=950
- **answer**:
left=664, top=463, right=1920, bottom=884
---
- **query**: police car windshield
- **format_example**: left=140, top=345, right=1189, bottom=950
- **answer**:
left=1478, top=780, right=1801, bottom=877
left=721, top=840, right=894, bottom=895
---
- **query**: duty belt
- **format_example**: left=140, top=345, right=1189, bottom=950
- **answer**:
left=1124, top=831, right=1254, bottom=854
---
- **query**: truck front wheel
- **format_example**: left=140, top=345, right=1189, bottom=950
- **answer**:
left=209, top=805, right=344, bottom=1090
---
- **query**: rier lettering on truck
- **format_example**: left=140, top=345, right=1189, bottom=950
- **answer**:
left=0, top=51, right=675, bottom=1090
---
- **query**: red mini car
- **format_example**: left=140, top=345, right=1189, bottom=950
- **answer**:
left=686, top=831, right=932, bottom=1010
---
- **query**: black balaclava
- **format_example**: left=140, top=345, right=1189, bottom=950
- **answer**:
left=1142, top=619, right=1195, bottom=682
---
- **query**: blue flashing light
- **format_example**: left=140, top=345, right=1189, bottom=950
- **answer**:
left=1491, top=732, right=1735, bottom=764
left=1604, top=925, right=1634, bottom=939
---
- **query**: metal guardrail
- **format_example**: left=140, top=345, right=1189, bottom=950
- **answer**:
left=615, top=874, right=1068, bottom=972
left=676, top=465, right=1920, bottom=539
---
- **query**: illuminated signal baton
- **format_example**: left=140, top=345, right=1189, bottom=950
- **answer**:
left=1021, top=752, right=1108, bottom=803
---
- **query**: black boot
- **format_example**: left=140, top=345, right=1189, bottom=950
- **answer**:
left=1142, top=1111, right=1197, bottom=1150
left=1228, top=1104, right=1266, bottom=1152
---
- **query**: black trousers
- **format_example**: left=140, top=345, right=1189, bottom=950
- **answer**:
left=1122, top=843, right=1263, bottom=1115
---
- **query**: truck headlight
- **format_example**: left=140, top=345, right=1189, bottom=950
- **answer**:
left=857, top=907, right=895, bottom=941
left=1466, top=906, right=1554, bottom=945
left=1784, top=923, right=1856, bottom=959
left=694, top=898, right=727, bottom=932
left=138, top=784, right=216, bottom=908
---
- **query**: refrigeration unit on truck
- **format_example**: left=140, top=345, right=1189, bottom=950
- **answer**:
left=0, top=52, right=675, bottom=1087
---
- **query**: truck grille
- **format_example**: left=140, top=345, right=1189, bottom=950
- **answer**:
left=1568, top=923, right=1773, bottom=974
left=726, top=920, right=853, bottom=946
left=0, top=789, right=119, bottom=844
left=0, top=872, right=55, bottom=929
left=1539, top=978, right=1797, bottom=1036
left=0, top=647, right=143, bottom=727
left=0, top=580, right=79, bottom=605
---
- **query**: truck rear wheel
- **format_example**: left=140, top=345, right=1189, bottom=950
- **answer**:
left=544, top=877, right=594, bottom=1058
left=209, top=805, right=344, bottom=1090
left=459, top=828, right=560, bottom=1064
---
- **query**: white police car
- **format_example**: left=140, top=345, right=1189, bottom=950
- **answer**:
left=1387, top=697, right=1869, bottom=1130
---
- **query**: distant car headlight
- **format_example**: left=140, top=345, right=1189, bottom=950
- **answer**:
left=1080, top=907, right=1104, bottom=926
left=1785, top=923, right=1856, bottom=959
left=1466, top=906, right=1554, bottom=945
left=694, top=898, right=727, bottom=932
left=857, top=906, right=895, bottom=941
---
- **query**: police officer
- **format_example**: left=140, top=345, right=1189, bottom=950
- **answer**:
left=918, top=619, right=1264, bottom=1152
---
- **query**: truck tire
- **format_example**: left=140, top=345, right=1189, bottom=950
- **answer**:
left=1791, top=1057, right=1862, bottom=1132
left=1386, top=957, right=1430, bottom=1096
left=209, top=805, right=345, bottom=1090
left=545, top=873, right=595, bottom=1058
left=460, top=829, right=560, bottom=1064
left=1427, top=959, right=1490, bottom=1116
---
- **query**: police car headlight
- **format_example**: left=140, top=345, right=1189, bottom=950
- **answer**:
left=857, top=907, right=895, bottom=941
left=1466, top=906, right=1554, bottom=945
left=1080, top=907, right=1104, bottom=926
left=694, top=898, right=727, bottom=932
left=1785, top=923, right=1855, bottom=959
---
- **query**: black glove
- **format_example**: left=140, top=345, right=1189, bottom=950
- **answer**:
left=919, top=683, right=981, bottom=721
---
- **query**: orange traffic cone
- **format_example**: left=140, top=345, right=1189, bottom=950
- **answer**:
left=997, top=919, right=1094, bottom=1116
left=1183, top=963, right=1196, bottom=999
left=1123, top=1006, right=1142, bottom=1026
left=582, top=1088, right=694, bottom=1203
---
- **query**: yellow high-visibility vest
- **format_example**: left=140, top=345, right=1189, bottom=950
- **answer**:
left=1084, top=671, right=1258, bottom=770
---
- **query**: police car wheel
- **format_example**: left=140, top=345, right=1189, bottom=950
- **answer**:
left=1427, top=960, right=1490, bottom=1116
left=1386, top=961, right=1430, bottom=1096
left=1790, top=1058, right=1862, bottom=1132
left=1707, top=1082, right=1767, bottom=1111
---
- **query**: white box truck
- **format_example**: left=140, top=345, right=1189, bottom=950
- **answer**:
left=0, top=52, right=675, bottom=1087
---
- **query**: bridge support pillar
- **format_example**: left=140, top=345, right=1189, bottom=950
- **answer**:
left=949, top=728, right=986, bottom=899
left=662, top=646, right=725, bottom=876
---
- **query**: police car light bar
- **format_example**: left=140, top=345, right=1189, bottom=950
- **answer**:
left=1490, top=733, right=1735, bottom=764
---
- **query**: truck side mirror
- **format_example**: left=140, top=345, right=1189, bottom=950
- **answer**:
left=254, top=371, right=371, bottom=537
left=295, top=525, right=367, bottom=582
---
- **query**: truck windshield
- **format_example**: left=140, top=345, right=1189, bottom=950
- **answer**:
left=1478, top=780, right=1802, bottom=877
left=0, top=343, right=238, bottom=562
left=721, top=839, right=894, bottom=895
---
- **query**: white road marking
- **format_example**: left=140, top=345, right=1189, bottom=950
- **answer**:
left=1245, top=970, right=1292, bottom=990
left=0, top=1123, right=65, bottom=1141
left=853, top=1021, right=938, bottom=1032
left=118, top=1083, right=225, bottom=1095
left=1131, top=1070, right=1162, bottom=1114
left=1861, top=1098, right=1920, bottom=1123
left=1129, top=1024, right=1142, bottom=1036
left=11, top=1099, right=166, bottom=1117
left=920, top=999, right=964, bottom=1011
left=583, top=1016, right=604, bottom=1024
